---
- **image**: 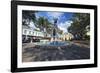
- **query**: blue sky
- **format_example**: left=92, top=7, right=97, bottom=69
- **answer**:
left=34, top=11, right=73, bottom=33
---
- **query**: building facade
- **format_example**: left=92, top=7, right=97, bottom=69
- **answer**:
left=22, top=25, right=51, bottom=43
left=62, top=33, right=74, bottom=41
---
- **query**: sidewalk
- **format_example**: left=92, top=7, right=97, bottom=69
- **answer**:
left=22, top=43, right=35, bottom=49
left=72, top=40, right=90, bottom=48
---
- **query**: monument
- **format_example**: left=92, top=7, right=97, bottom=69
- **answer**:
left=52, top=18, right=58, bottom=41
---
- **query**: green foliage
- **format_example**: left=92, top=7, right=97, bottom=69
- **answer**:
left=22, top=10, right=36, bottom=25
left=84, top=35, right=90, bottom=40
left=37, top=17, right=51, bottom=30
left=68, top=13, right=90, bottom=40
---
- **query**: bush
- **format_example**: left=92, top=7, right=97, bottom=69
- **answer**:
left=84, top=35, right=90, bottom=40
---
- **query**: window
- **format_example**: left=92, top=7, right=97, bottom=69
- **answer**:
left=24, top=30, right=27, bottom=34
left=33, top=32, right=34, bottom=35
left=29, top=31, right=31, bottom=34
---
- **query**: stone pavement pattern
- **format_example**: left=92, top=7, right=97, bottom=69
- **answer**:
left=22, top=42, right=90, bottom=62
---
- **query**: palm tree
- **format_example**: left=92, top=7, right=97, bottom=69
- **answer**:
left=36, top=17, right=53, bottom=37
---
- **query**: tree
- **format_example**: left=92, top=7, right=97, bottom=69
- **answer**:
left=22, top=10, right=36, bottom=26
left=36, top=17, right=53, bottom=37
left=68, top=13, right=90, bottom=40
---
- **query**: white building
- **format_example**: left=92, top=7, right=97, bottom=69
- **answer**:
left=22, top=25, right=44, bottom=37
left=62, top=32, right=74, bottom=41
left=22, top=25, right=51, bottom=43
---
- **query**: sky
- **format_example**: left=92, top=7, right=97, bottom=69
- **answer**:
left=30, top=11, right=73, bottom=33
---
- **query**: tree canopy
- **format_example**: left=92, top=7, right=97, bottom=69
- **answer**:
left=22, top=10, right=36, bottom=26
left=68, top=13, right=90, bottom=40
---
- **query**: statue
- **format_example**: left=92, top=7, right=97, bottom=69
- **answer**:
left=52, top=18, right=58, bottom=41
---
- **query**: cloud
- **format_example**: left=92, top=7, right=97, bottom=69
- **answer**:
left=58, top=21, right=73, bottom=33
left=29, top=21, right=36, bottom=29
left=35, top=12, right=40, bottom=19
left=47, top=12, right=64, bottom=19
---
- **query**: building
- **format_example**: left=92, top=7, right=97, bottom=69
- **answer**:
left=22, top=25, right=51, bottom=43
left=62, top=33, right=74, bottom=41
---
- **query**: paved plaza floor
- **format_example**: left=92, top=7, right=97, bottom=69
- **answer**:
left=22, top=41, right=90, bottom=62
